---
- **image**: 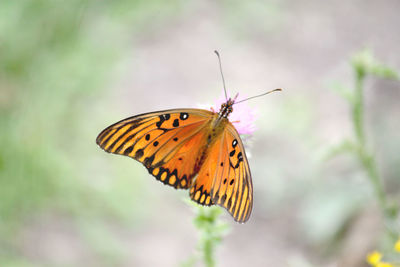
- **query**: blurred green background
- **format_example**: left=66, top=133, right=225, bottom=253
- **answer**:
left=1, top=0, right=399, bottom=266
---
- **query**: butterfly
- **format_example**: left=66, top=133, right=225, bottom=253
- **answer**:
left=96, top=51, right=281, bottom=223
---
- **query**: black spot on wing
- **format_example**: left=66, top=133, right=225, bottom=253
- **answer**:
left=123, top=146, right=133, bottom=155
left=143, top=154, right=155, bottom=168
left=135, top=149, right=144, bottom=159
left=233, top=150, right=244, bottom=168
left=232, top=139, right=238, bottom=148
left=173, top=119, right=180, bottom=127
left=156, top=115, right=165, bottom=128
left=180, top=112, right=189, bottom=120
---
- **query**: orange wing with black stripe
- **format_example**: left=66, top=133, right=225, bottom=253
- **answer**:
left=190, top=122, right=253, bottom=223
left=96, top=109, right=213, bottom=189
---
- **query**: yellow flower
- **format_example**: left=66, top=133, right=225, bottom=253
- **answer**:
left=367, top=251, right=382, bottom=265
left=395, top=239, right=400, bottom=253
left=376, top=262, right=393, bottom=267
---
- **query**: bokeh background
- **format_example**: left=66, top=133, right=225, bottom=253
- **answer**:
left=1, top=0, right=400, bottom=266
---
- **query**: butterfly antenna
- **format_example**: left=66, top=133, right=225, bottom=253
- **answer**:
left=234, top=88, right=282, bottom=104
left=214, top=50, right=228, bottom=101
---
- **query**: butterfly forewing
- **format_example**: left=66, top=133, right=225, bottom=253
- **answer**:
left=96, top=109, right=213, bottom=188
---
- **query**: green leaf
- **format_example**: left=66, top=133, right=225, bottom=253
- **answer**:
left=370, top=64, right=399, bottom=80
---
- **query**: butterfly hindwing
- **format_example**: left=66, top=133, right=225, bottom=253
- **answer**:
left=96, top=109, right=213, bottom=189
left=189, top=121, right=253, bottom=222
left=212, top=123, right=253, bottom=223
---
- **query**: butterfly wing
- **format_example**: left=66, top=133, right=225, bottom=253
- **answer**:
left=96, top=109, right=213, bottom=189
left=190, top=122, right=253, bottom=223
left=188, top=135, right=222, bottom=207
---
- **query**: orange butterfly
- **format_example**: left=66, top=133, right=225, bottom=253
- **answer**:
left=96, top=51, right=281, bottom=223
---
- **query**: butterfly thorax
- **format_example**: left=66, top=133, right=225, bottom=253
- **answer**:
left=207, top=98, right=235, bottom=143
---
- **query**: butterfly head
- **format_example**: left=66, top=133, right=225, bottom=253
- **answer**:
left=218, top=93, right=238, bottom=118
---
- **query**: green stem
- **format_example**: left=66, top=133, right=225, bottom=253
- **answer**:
left=353, top=70, right=366, bottom=145
left=184, top=204, right=229, bottom=267
left=358, top=148, right=386, bottom=211
left=203, top=235, right=215, bottom=267
left=352, top=65, right=398, bottom=239
left=352, top=67, right=386, bottom=206
left=199, top=208, right=219, bottom=267
left=353, top=68, right=385, bottom=208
